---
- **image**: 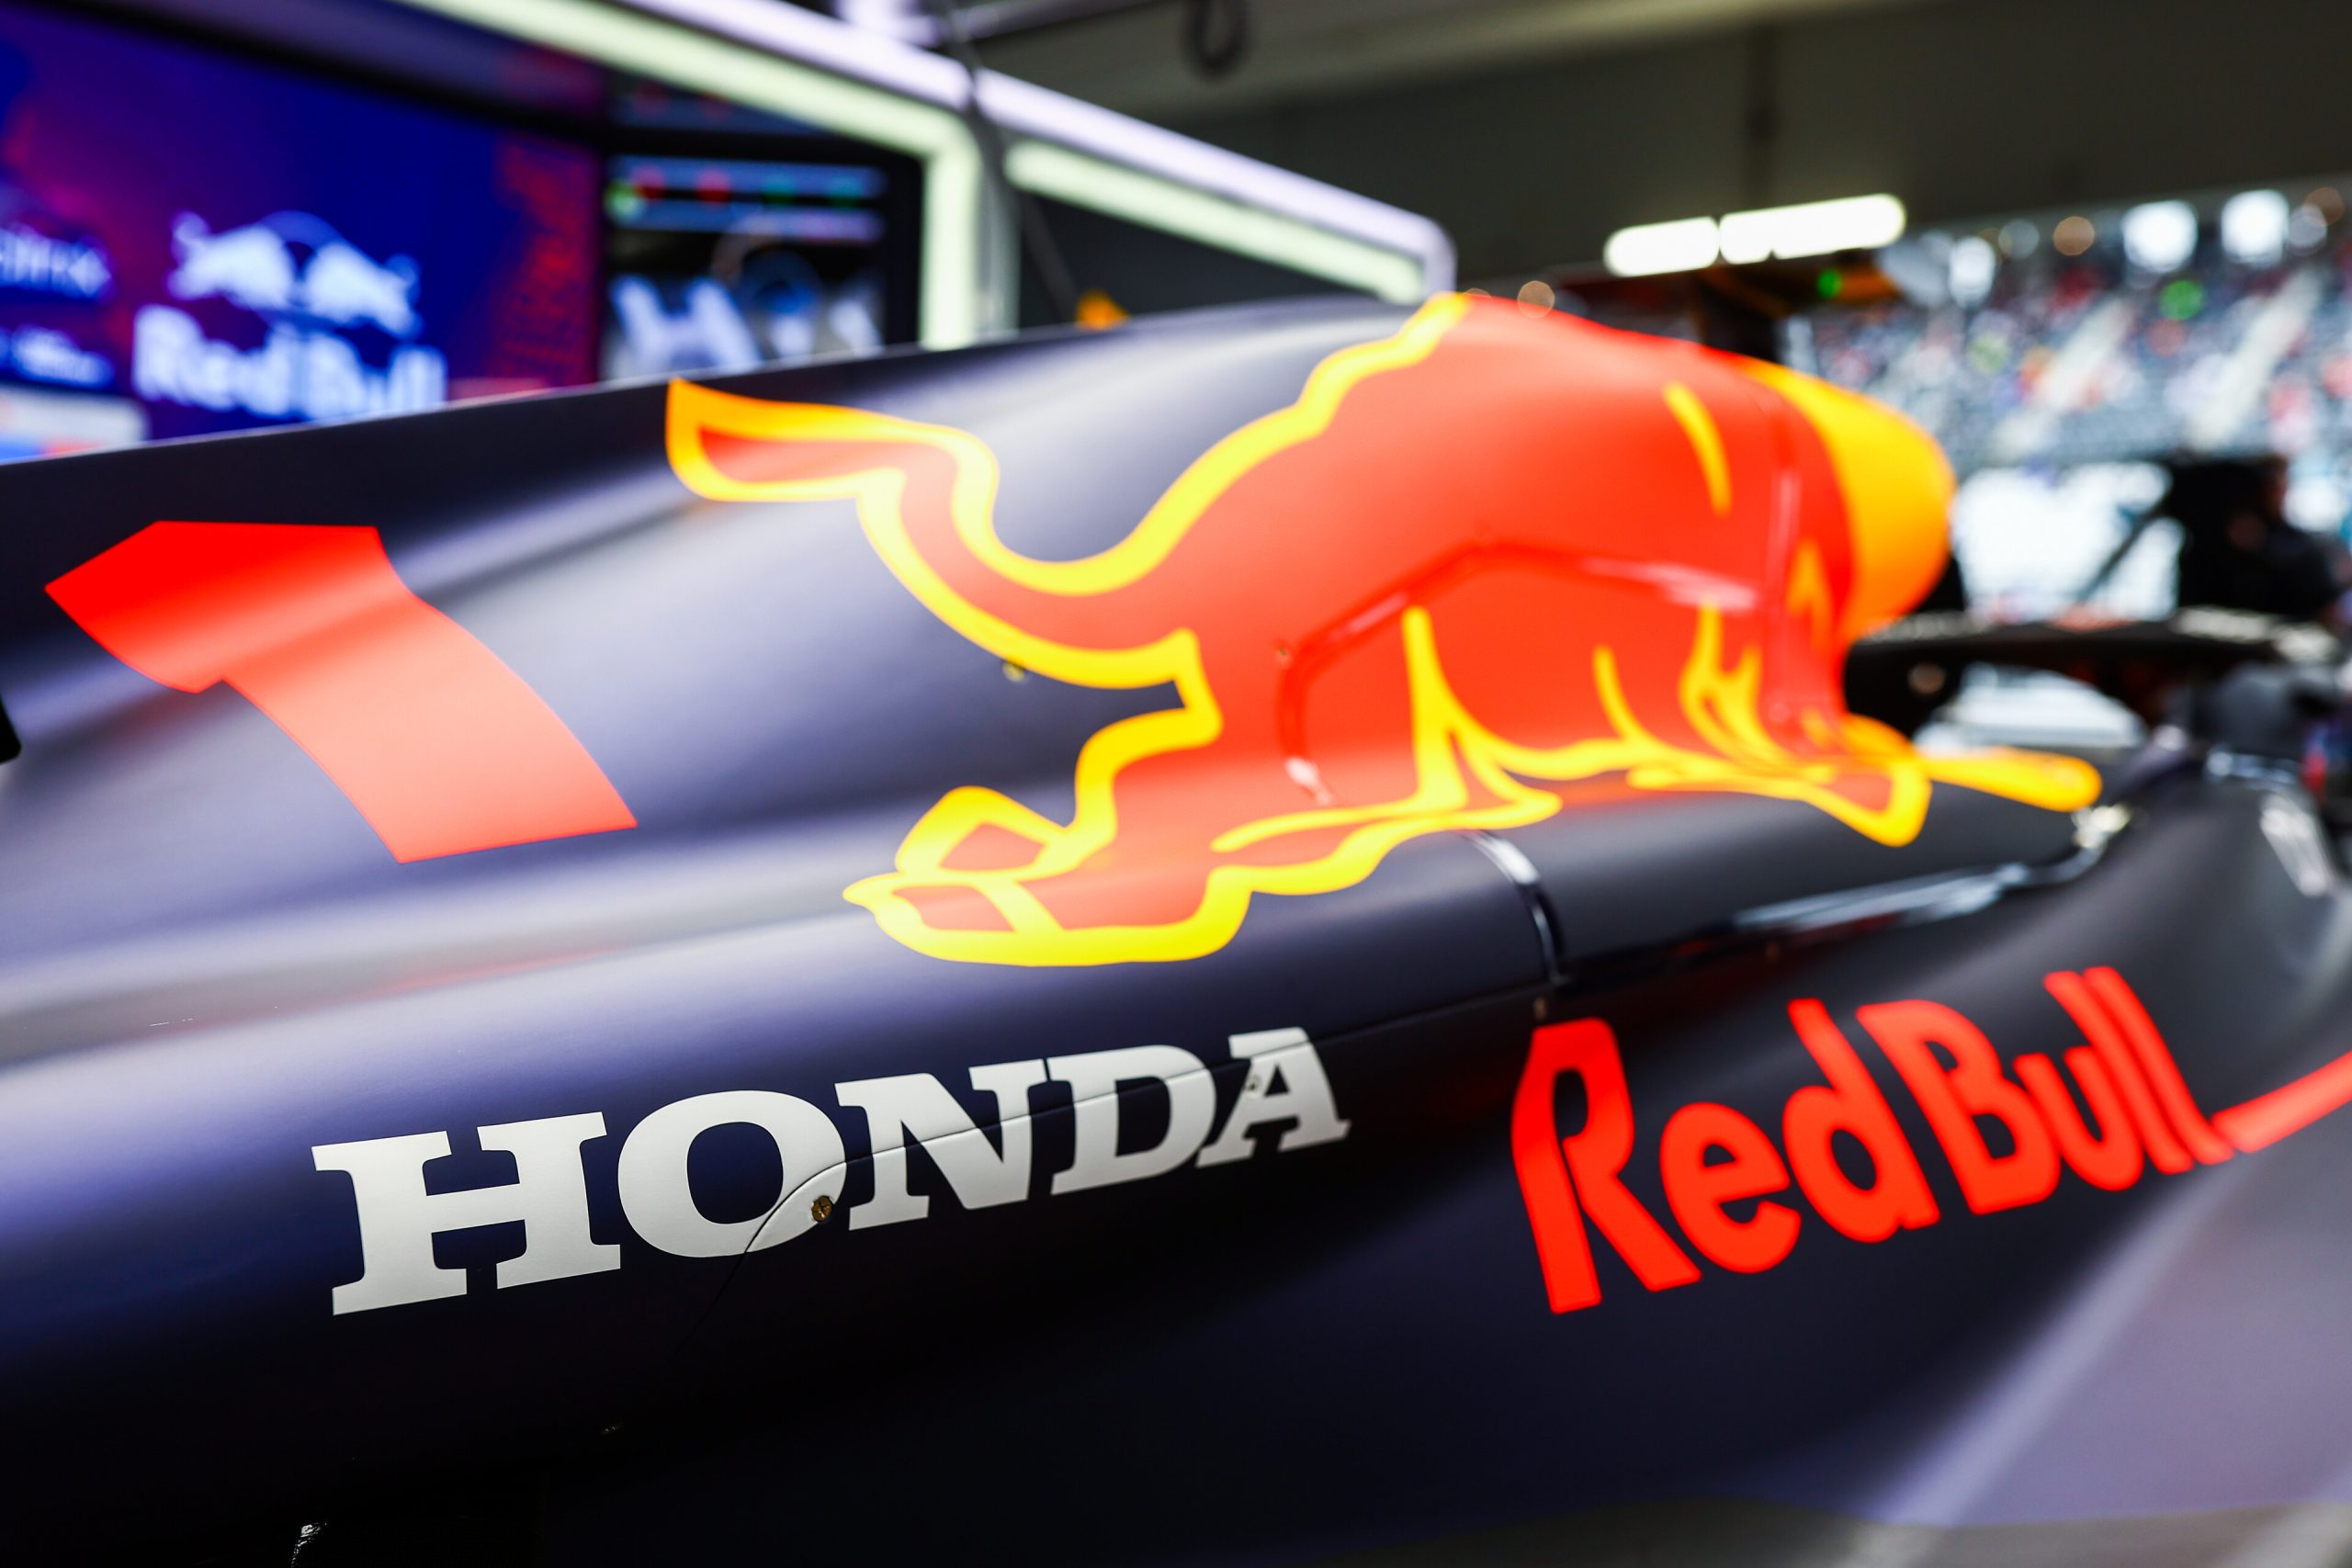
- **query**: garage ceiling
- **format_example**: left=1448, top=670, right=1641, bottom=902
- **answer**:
left=967, top=0, right=1950, bottom=121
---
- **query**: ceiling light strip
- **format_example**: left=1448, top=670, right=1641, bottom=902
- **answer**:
left=1603, top=195, right=1907, bottom=276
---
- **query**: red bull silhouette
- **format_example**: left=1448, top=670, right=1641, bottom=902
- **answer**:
left=669, top=294, right=2099, bottom=965
left=168, top=212, right=421, bottom=336
left=167, top=213, right=300, bottom=313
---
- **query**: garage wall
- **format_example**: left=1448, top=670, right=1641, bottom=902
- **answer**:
left=1127, top=0, right=2352, bottom=280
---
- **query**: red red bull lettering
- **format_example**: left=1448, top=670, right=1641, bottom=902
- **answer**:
left=1512, top=968, right=2352, bottom=1314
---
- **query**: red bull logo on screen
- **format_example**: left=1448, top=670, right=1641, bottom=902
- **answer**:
left=134, top=211, right=444, bottom=423
left=669, top=294, right=2100, bottom=966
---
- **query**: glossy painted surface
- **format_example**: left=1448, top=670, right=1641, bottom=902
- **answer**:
left=0, top=298, right=2343, bottom=1561
left=667, top=295, right=2091, bottom=965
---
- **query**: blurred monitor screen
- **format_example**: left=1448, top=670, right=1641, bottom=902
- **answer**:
left=603, top=152, right=917, bottom=377
left=0, top=0, right=599, bottom=457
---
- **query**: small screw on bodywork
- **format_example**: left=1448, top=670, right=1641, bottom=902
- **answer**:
left=1533, top=996, right=1549, bottom=1021
left=1273, top=642, right=1292, bottom=664
left=1002, top=660, right=1029, bottom=682
left=810, top=1194, right=836, bottom=1224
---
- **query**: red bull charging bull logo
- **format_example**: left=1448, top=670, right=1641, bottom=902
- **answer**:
left=672, top=293, right=2098, bottom=966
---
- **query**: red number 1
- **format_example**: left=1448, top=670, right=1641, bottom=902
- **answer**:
left=47, top=522, right=636, bottom=861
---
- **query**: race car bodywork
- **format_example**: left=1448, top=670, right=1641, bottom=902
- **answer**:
left=1, top=294, right=2348, bottom=1562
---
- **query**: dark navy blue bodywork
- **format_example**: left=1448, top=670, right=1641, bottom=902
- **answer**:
left=1, top=302, right=2349, bottom=1563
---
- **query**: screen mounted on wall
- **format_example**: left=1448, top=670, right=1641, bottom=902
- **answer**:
left=603, top=151, right=918, bottom=377
left=0, top=0, right=600, bottom=457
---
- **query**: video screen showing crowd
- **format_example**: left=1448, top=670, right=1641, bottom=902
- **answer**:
left=1798, top=193, right=2351, bottom=470
left=1556, top=187, right=2352, bottom=750
left=1788, top=189, right=2352, bottom=629
left=1780, top=191, right=2352, bottom=754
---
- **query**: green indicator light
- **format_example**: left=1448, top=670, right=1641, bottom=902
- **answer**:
left=1816, top=269, right=1843, bottom=299
left=2160, top=277, right=2206, bottom=319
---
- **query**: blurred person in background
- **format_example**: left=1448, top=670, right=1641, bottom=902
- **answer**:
left=2165, top=456, right=2346, bottom=623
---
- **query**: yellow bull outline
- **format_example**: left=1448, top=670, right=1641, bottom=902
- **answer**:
left=667, top=296, right=2100, bottom=966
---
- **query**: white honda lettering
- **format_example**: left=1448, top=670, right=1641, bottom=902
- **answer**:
left=1197, top=1028, right=1352, bottom=1166
left=616, top=1090, right=846, bottom=1258
left=311, top=1113, right=617, bottom=1315
left=314, top=1032, right=1348, bottom=1313
left=836, top=1061, right=1047, bottom=1230
left=1047, top=1044, right=1216, bottom=1195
